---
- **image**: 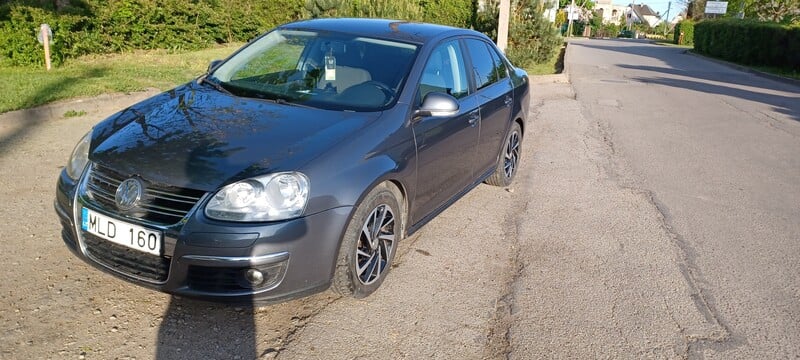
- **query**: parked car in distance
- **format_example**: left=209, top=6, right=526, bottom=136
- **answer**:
left=618, top=29, right=634, bottom=38
left=55, top=18, right=530, bottom=304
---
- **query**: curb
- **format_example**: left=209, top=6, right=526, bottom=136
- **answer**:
left=684, top=50, right=800, bottom=88
left=0, top=88, right=161, bottom=123
left=529, top=73, right=569, bottom=84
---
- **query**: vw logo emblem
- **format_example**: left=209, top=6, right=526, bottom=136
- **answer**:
left=115, top=178, right=143, bottom=211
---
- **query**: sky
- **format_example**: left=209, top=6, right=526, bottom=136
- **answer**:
left=613, top=0, right=684, bottom=22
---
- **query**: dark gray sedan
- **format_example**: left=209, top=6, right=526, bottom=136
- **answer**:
left=55, top=18, right=530, bottom=304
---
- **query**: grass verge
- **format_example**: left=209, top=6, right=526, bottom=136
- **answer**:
left=750, top=65, right=800, bottom=81
left=525, top=45, right=565, bottom=76
left=1, top=44, right=242, bottom=114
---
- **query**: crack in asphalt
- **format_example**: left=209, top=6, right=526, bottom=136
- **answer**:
left=268, top=296, right=341, bottom=359
left=483, top=101, right=546, bottom=360
left=590, top=107, right=738, bottom=357
left=483, top=196, right=527, bottom=360
left=646, top=193, right=739, bottom=356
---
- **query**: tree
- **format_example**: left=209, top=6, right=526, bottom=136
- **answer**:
left=559, top=0, right=594, bottom=8
left=750, top=0, right=800, bottom=23
left=683, top=0, right=799, bottom=23
left=505, top=0, right=563, bottom=67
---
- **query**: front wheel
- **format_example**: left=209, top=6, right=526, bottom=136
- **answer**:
left=486, top=122, right=522, bottom=187
left=332, top=183, right=404, bottom=298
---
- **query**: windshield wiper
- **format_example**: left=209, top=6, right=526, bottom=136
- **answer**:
left=199, top=76, right=233, bottom=95
left=273, top=97, right=315, bottom=109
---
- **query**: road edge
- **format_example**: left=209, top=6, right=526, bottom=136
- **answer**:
left=685, top=50, right=800, bottom=87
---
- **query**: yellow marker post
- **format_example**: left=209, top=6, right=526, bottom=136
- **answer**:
left=38, top=24, right=52, bottom=71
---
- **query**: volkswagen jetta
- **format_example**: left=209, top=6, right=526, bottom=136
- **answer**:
left=55, top=18, right=530, bottom=304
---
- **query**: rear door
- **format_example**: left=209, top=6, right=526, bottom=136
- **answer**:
left=463, top=39, right=514, bottom=176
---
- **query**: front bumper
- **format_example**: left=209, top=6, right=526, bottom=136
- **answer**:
left=55, top=170, right=352, bottom=304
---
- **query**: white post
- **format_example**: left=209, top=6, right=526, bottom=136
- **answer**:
left=41, top=24, right=52, bottom=71
left=497, top=0, right=510, bottom=52
left=567, top=0, right=575, bottom=37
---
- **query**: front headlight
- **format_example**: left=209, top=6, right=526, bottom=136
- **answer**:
left=66, top=130, right=92, bottom=180
left=205, top=172, right=310, bottom=222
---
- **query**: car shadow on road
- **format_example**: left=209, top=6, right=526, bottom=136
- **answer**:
left=155, top=296, right=257, bottom=359
left=627, top=72, right=800, bottom=122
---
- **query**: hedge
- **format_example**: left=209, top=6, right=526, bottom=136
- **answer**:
left=0, top=0, right=306, bottom=66
left=673, top=20, right=694, bottom=45
left=1, top=0, right=563, bottom=68
left=694, top=19, right=800, bottom=70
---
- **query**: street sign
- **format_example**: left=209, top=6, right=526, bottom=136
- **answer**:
left=705, top=1, right=728, bottom=14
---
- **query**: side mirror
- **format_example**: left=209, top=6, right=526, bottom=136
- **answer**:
left=207, top=59, right=223, bottom=74
left=414, top=92, right=459, bottom=119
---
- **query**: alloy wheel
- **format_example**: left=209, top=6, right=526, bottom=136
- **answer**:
left=356, top=204, right=396, bottom=285
left=504, top=131, right=521, bottom=178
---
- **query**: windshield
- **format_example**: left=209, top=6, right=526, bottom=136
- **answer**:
left=210, top=29, right=419, bottom=112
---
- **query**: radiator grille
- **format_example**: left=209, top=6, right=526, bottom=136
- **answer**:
left=85, top=164, right=205, bottom=225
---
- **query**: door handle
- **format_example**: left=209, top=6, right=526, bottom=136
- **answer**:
left=467, top=111, right=479, bottom=126
left=504, top=96, right=513, bottom=107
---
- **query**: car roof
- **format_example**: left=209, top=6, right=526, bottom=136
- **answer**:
left=280, top=18, right=478, bottom=45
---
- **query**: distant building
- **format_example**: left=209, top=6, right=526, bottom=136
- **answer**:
left=594, top=0, right=628, bottom=24
left=626, top=3, right=662, bottom=27
left=543, top=0, right=559, bottom=23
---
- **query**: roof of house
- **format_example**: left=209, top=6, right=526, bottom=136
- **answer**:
left=631, top=4, right=660, bottom=17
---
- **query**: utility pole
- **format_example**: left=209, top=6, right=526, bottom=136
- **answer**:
left=567, top=0, right=575, bottom=37
left=628, top=0, right=636, bottom=31
left=662, top=1, right=671, bottom=35
left=497, top=0, right=510, bottom=51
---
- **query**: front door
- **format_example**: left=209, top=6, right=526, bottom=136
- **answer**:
left=411, top=39, right=478, bottom=224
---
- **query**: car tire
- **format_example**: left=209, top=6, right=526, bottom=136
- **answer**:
left=486, top=122, right=522, bottom=187
left=332, top=182, right=403, bottom=298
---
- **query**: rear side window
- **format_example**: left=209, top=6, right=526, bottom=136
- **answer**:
left=464, top=39, right=497, bottom=91
left=487, top=44, right=509, bottom=81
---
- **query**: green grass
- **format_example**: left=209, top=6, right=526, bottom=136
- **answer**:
left=63, top=109, right=87, bottom=118
left=0, top=44, right=242, bottom=114
left=653, top=39, right=693, bottom=48
left=525, top=46, right=565, bottom=76
left=749, top=65, right=800, bottom=80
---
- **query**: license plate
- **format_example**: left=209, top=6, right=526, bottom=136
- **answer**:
left=81, top=207, right=162, bottom=256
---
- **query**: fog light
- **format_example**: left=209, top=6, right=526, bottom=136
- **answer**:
left=244, top=269, right=265, bottom=286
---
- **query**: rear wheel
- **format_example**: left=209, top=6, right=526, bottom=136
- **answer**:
left=486, top=122, right=522, bottom=187
left=332, top=183, right=403, bottom=298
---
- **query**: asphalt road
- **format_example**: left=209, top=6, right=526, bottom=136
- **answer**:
left=0, top=39, right=798, bottom=359
left=564, top=38, right=800, bottom=358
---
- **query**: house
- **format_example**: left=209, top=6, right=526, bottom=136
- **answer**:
left=543, top=0, right=560, bottom=23
left=594, top=0, right=628, bottom=24
left=626, top=3, right=662, bottom=27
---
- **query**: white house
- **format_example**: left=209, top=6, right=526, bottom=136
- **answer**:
left=543, top=0, right=560, bottom=22
left=626, top=3, right=662, bottom=27
left=594, top=0, right=628, bottom=24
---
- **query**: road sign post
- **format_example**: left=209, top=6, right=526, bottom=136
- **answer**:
left=704, top=1, right=728, bottom=15
left=37, top=24, right=53, bottom=71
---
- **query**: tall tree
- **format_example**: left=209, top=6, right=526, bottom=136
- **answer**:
left=750, top=0, right=800, bottom=23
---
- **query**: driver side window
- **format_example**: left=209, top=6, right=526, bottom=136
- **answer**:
left=417, top=40, right=469, bottom=105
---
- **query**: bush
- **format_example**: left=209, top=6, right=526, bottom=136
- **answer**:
left=505, top=0, right=563, bottom=68
left=674, top=19, right=694, bottom=45
left=594, top=23, right=620, bottom=38
left=694, top=19, right=800, bottom=70
left=422, top=0, right=474, bottom=28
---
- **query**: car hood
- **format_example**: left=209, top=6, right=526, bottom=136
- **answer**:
left=90, top=82, right=380, bottom=191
